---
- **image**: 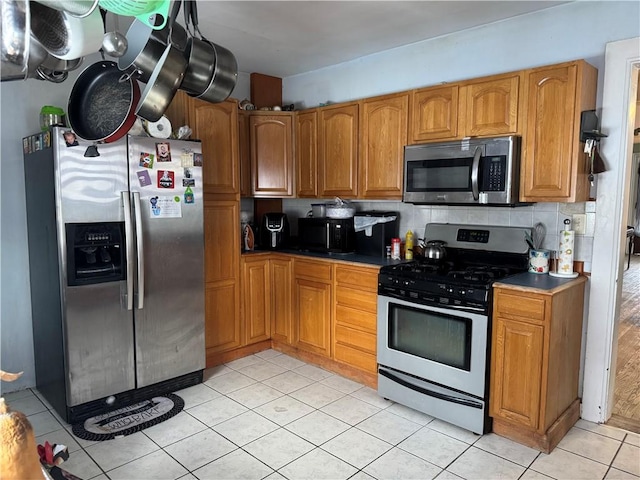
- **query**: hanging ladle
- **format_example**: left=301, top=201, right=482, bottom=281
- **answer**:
left=102, top=11, right=128, bottom=58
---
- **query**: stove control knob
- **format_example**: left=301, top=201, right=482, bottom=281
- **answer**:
left=460, top=290, right=466, bottom=296
left=447, top=287, right=454, bottom=293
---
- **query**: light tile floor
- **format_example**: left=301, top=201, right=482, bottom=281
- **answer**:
left=5, top=350, right=640, bottom=480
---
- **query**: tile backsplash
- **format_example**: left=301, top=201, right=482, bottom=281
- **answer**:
left=273, top=199, right=596, bottom=271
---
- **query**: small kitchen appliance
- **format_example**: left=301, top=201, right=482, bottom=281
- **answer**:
left=377, top=223, right=531, bottom=434
left=403, top=135, right=524, bottom=206
left=260, top=212, right=290, bottom=249
left=298, top=217, right=355, bottom=254
left=354, top=211, right=399, bottom=257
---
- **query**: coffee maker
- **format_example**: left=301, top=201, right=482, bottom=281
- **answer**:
left=260, top=213, right=290, bottom=249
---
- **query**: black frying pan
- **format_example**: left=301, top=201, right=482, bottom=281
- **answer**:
left=67, top=60, right=140, bottom=142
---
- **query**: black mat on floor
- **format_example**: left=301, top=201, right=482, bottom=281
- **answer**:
left=71, top=393, right=184, bottom=441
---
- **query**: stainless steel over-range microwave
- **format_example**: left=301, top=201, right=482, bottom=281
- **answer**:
left=403, top=135, right=523, bottom=206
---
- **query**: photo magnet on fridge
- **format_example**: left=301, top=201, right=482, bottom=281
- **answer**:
left=180, top=151, right=194, bottom=167
left=183, top=178, right=195, bottom=187
left=140, top=152, right=155, bottom=168
left=193, top=153, right=203, bottom=167
left=137, top=170, right=152, bottom=187
left=157, top=170, right=175, bottom=188
left=156, top=142, right=172, bottom=162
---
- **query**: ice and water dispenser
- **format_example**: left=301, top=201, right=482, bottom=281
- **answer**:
left=66, top=223, right=126, bottom=286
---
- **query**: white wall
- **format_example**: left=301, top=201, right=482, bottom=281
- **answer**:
left=284, top=2, right=639, bottom=109
left=0, top=61, right=249, bottom=394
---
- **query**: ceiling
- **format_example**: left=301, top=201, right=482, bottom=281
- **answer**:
left=189, top=1, right=569, bottom=78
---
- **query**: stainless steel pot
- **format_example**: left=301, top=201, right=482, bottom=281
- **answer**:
left=117, top=20, right=167, bottom=83
left=135, top=43, right=187, bottom=122
left=424, top=240, right=447, bottom=260
left=1, top=0, right=30, bottom=81
left=189, top=41, right=237, bottom=103
left=310, top=204, right=327, bottom=218
left=181, top=36, right=215, bottom=95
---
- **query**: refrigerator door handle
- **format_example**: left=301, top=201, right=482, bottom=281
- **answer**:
left=122, top=191, right=134, bottom=310
left=133, top=192, right=145, bottom=309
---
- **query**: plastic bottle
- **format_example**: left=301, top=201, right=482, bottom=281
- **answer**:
left=405, top=230, right=414, bottom=260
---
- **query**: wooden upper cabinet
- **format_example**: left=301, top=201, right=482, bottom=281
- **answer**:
left=238, top=112, right=251, bottom=197
left=359, top=93, right=408, bottom=199
left=318, top=102, right=359, bottom=198
left=409, top=85, right=459, bottom=143
left=296, top=110, right=318, bottom=198
left=520, top=61, right=597, bottom=202
left=250, top=113, right=294, bottom=197
left=192, top=98, right=239, bottom=196
left=461, top=73, right=522, bottom=137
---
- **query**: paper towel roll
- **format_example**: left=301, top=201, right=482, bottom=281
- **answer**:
left=550, top=229, right=578, bottom=278
left=143, top=116, right=172, bottom=139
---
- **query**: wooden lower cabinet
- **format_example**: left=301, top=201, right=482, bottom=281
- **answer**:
left=293, top=259, right=332, bottom=357
left=489, top=277, right=587, bottom=453
left=333, top=264, right=380, bottom=374
left=270, top=256, right=293, bottom=344
left=241, top=256, right=271, bottom=345
left=205, top=281, right=241, bottom=353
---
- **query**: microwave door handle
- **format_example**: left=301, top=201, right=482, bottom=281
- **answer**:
left=326, top=222, right=330, bottom=249
left=471, top=147, right=481, bottom=201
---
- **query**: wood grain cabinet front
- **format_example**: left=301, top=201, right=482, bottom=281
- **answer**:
left=250, top=113, right=294, bottom=197
left=489, top=277, right=587, bottom=453
left=293, top=259, right=333, bottom=357
left=520, top=60, right=597, bottom=202
left=296, top=109, right=318, bottom=198
left=333, top=264, right=380, bottom=374
left=241, top=256, right=271, bottom=345
left=359, top=93, right=408, bottom=200
left=318, top=102, right=359, bottom=198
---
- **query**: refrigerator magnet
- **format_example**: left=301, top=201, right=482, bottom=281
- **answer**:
left=183, top=178, right=195, bottom=187
left=184, top=186, right=194, bottom=204
left=149, top=196, right=182, bottom=218
left=180, top=151, right=194, bottom=167
left=157, top=170, right=175, bottom=188
left=184, top=167, right=193, bottom=178
left=137, top=170, right=152, bottom=187
left=193, top=153, right=203, bottom=167
left=63, top=130, right=79, bottom=147
left=139, top=152, right=155, bottom=168
left=156, top=142, right=172, bottom=162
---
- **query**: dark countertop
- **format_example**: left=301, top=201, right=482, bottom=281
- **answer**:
left=495, top=272, right=587, bottom=292
left=242, top=248, right=406, bottom=267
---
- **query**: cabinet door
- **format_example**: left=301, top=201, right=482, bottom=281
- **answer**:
left=360, top=93, right=408, bottom=199
left=204, top=200, right=241, bottom=353
left=270, top=256, right=293, bottom=344
left=490, top=316, right=544, bottom=430
left=193, top=99, right=239, bottom=195
left=462, top=74, right=521, bottom=137
left=520, top=63, right=587, bottom=202
left=318, top=102, right=359, bottom=198
left=250, top=114, right=294, bottom=197
left=409, top=85, right=459, bottom=143
left=296, top=110, right=318, bottom=198
left=238, top=112, right=251, bottom=197
left=241, top=257, right=270, bottom=345
left=294, top=277, right=332, bottom=357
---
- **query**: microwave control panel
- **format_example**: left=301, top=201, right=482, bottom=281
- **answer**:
left=480, top=155, right=506, bottom=191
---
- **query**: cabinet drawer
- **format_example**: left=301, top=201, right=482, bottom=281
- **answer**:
left=335, top=266, right=379, bottom=291
left=334, top=344, right=377, bottom=373
left=335, top=288, right=377, bottom=314
left=335, top=324, right=376, bottom=353
left=294, top=259, right=332, bottom=281
left=335, top=305, right=377, bottom=332
left=495, top=291, right=545, bottom=321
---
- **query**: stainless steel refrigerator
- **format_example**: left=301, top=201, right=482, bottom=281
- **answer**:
left=23, top=127, right=205, bottom=423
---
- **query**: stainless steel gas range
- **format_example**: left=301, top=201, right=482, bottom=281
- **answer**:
left=377, top=223, right=531, bottom=434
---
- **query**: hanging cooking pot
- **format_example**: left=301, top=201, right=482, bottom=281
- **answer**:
left=29, top=1, right=103, bottom=60
left=424, top=240, right=447, bottom=260
left=67, top=60, right=140, bottom=142
left=182, top=0, right=237, bottom=103
left=134, top=42, right=187, bottom=122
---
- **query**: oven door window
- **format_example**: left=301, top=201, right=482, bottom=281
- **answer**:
left=388, top=303, right=472, bottom=371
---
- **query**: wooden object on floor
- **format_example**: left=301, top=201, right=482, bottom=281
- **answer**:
left=489, top=276, right=587, bottom=453
left=250, top=73, right=282, bottom=108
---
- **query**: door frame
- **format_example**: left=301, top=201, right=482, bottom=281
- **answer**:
left=582, top=37, right=640, bottom=423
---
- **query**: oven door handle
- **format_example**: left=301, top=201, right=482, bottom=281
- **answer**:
left=471, top=146, right=482, bottom=201
left=379, top=368, right=483, bottom=409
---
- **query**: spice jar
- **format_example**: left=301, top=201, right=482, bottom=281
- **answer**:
left=391, top=238, right=401, bottom=260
